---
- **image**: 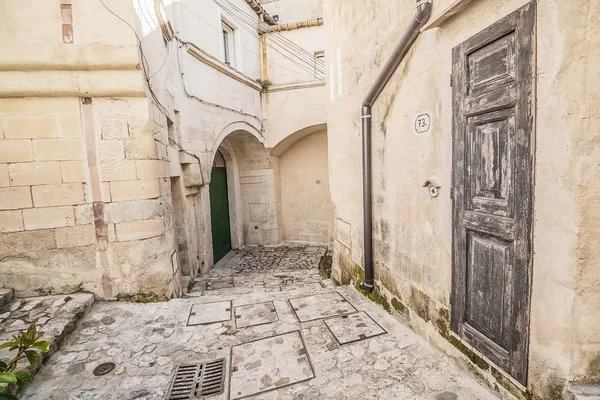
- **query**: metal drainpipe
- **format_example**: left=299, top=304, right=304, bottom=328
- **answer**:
left=359, top=0, right=433, bottom=291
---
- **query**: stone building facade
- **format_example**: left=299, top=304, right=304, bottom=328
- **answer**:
left=324, top=0, right=600, bottom=398
left=0, top=0, right=332, bottom=298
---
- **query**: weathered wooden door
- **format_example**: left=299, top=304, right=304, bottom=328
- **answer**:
left=451, top=3, right=535, bottom=384
left=210, top=167, right=232, bottom=264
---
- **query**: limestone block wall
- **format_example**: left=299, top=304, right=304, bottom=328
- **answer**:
left=0, top=98, right=99, bottom=294
left=0, top=97, right=178, bottom=299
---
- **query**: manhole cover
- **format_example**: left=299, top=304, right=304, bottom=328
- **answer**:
left=234, top=301, right=278, bottom=328
left=93, top=362, right=115, bottom=376
left=230, top=331, right=314, bottom=399
left=187, top=301, right=232, bottom=326
left=288, top=292, right=357, bottom=322
left=324, top=311, right=386, bottom=345
left=165, top=359, right=226, bottom=399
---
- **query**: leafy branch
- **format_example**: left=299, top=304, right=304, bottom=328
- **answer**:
left=0, top=324, right=50, bottom=400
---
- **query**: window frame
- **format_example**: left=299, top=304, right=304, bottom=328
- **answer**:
left=220, top=19, right=236, bottom=68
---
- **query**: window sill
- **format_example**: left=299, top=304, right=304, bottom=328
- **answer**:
left=186, top=43, right=262, bottom=91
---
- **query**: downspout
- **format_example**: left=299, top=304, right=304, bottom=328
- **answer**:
left=359, top=0, right=433, bottom=291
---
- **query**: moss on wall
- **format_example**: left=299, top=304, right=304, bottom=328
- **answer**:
left=586, top=353, right=600, bottom=382
left=335, top=252, right=541, bottom=399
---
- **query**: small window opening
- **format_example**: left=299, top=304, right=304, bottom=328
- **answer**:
left=222, top=21, right=235, bottom=68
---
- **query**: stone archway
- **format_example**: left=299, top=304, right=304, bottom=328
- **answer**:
left=207, top=128, right=282, bottom=267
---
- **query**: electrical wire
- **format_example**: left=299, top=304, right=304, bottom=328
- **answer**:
left=174, top=33, right=264, bottom=131
left=98, top=0, right=170, bottom=119
left=177, top=2, right=320, bottom=82
left=213, top=0, right=324, bottom=80
left=210, top=0, right=324, bottom=74
left=97, top=0, right=264, bottom=130
left=216, top=0, right=324, bottom=66
left=216, top=0, right=324, bottom=75
left=213, top=0, right=325, bottom=74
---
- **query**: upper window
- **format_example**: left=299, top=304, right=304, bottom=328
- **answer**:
left=222, top=21, right=236, bottom=68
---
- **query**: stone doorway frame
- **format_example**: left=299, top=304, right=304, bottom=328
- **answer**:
left=208, top=122, right=266, bottom=267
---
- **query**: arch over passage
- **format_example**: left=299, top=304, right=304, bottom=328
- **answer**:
left=270, top=123, right=327, bottom=157
left=208, top=128, right=282, bottom=267
left=210, top=121, right=264, bottom=166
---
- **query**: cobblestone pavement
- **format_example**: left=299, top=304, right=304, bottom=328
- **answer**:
left=22, top=246, right=499, bottom=400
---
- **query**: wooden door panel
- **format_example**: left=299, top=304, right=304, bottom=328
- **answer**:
left=465, top=232, right=513, bottom=347
left=466, top=109, right=515, bottom=217
left=467, top=32, right=516, bottom=97
left=452, top=2, right=534, bottom=385
left=464, top=84, right=516, bottom=117
left=463, top=212, right=515, bottom=241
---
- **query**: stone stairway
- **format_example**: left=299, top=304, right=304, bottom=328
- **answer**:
left=0, top=292, right=95, bottom=371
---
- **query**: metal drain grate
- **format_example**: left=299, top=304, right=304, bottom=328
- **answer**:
left=165, top=359, right=226, bottom=399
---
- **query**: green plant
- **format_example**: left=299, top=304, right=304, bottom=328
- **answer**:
left=0, top=324, right=50, bottom=400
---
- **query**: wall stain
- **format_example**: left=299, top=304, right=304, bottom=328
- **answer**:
left=335, top=252, right=543, bottom=400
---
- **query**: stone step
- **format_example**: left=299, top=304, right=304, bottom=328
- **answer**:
left=0, top=293, right=95, bottom=380
left=565, top=385, right=600, bottom=400
left=0, top=288, right=14, bottom=309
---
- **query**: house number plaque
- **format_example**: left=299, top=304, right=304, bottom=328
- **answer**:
left=414, top=113, right=431, bottom=133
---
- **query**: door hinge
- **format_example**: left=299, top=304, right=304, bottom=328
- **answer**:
left=450, top=186, right=454, bottom=199
left=450, top=74, right=453, bottom=87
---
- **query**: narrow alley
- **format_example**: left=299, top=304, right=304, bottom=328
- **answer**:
left=18, top=247, right=497, bottom=399
left=1, top=0, right=599, bottom=398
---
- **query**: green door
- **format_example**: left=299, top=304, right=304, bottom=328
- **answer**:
left=209, top=167, right=232, bottom=264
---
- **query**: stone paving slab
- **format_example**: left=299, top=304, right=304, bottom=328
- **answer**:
left=289, top=291, right=357, bottom=322
left=229, top=330, right=314, bottom=399
left=234, top=301, right=278, bottom=329
left=187, top=301, right=232, bottom=326
left=324, top=311, right=386, bottom=345
left=567, top=385, right=600, bottom=400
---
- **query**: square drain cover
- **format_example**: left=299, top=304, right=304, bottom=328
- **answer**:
left=166, top=358, right=226, bottom=399
left=324, top=311, right=386, bottom=345
left=235, top=301, right=278, bottom=328
left=230, top=331, right=314, bottom=399
left=187, top=301, right=231, bottom=326
left=288, top=292, right=356, bottom=322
